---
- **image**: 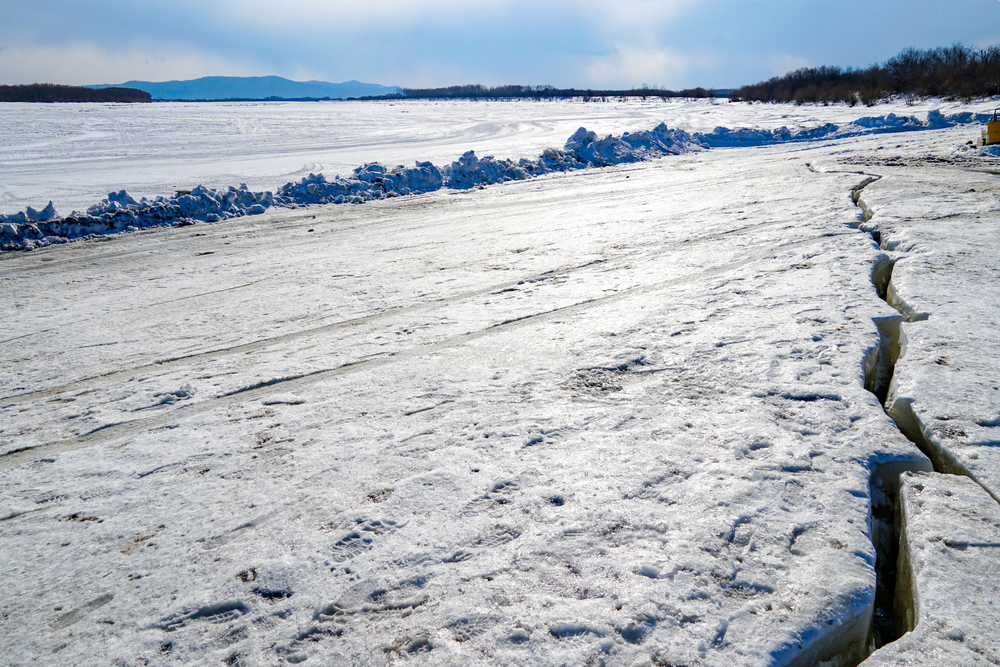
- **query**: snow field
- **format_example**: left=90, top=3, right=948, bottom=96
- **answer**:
left=0, top=102, right=993, bottom=253
left=1, top=102, right=999, bottom=666
left=0, top=98, right=685, bottom=218
left=0, top=96, right=986, bottom=218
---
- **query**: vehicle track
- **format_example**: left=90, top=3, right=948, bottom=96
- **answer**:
left=0, top=256, right=612, bottom=406
left=0, top=162, right=795, bottom=407
left=0, top=229, right=850, bottom=470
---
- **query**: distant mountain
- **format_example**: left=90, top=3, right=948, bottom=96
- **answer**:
left=85, top=76, right=400, bottom=101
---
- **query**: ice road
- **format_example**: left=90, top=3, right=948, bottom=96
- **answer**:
left=1, top=105, right=999, bottom=667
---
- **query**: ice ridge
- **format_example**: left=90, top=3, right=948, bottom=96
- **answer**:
left=0, top=109, right=989, bottom=252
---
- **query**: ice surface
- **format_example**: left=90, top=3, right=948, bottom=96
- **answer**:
left=861, top=473, right=1000, bottom=666
left=1, top=102, right=990, bottom=252
left=849, top=156, right=1000, bottom=501
left=1, top=99, right=696, bottom=217
left=1, top=100, right=999, bottom=666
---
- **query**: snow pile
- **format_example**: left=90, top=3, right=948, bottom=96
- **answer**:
left=0, top=184, right=279, bottom=251
left=848, top=113, right=926, bottom=131
left=0, top=122, right=708, bottom=250
left=441, top=124, right=703, bottom=189
left=279, top=162, right=445, bottom=205
left=563, top=124, right=705, bottom=165
left=0, top=201, right=57, bottom=223
left=0, top=108, right=991, bottom=252
left=443, top=151, right=532, bottom=189
left=699, top=109, right=992, bottom=148
left=701, top=123, right=840, bottom=147
left=354, top=161, right=444, bottom=196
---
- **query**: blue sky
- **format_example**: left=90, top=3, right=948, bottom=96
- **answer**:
left=2, top=0, right=999, bottom=90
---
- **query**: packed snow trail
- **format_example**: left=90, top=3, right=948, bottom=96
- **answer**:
left=0, top=225, right=852, bottom=472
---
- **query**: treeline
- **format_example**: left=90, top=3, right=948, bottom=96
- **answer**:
left=0, top=84, right=151, bottom=103
left=387, top=84, right=718, bottom=101
left=734, top=44, right=1000, bottom=105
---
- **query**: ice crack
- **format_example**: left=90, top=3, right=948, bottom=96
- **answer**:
left=854, top=175, right=999, bottom=502
left=848, top=168, right=1000, bottom=666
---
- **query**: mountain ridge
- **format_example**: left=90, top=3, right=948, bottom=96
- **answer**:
left=86, top=76, right=399, bottom=101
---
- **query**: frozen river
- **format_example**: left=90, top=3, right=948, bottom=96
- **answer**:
left=0, top=97, right=987, bottom=217
left=1, top=99, right=999, bottom=666
left=0, top=98, right=675, bottom=216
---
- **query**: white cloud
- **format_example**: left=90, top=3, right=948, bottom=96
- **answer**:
left=0, top=39, right=260, bottom=85
left=583, top=44, right=705, bottom=88
left=216, top=0, right=510, bottom=33
left=0, top=0, right=714, bottom=87
left=577, top=0, right=705, bottom=42
left=215, top=0, right=705, bottom=41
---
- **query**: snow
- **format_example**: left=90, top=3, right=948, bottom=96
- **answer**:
left=1, top=101, right=991, bottom=253
left=862, top=472, right=1000, bottom=666
left=1, top=99, right=695, bottom=217
left=848, top=155, right=1000, bottom=502
left=1, top=98, right=999, bottom=666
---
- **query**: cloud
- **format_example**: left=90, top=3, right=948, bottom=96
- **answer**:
left=0, top=39, right=259, bottom=85
left=583, top=45, right=705, bottom=88
left=3, top=0, right=996, bottom=90
left=577, top=0, right=704, bottom=42
left=0, top=0, right=707, bottom=89
left=215, top=0, right=521, bottom=35
left=219, top=0, right=702, bottom=35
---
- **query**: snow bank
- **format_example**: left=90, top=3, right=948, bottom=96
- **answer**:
left=700, top=123, right=839, bottom=147
left=279, top=161, right=445, bottom=205
left=699, top=109, right=992, bottom=148
left=0, top=122, right=706, bottom=251
left=0, top=185, right=277, bottom=251
left=0, top=109, right=989, bottom=252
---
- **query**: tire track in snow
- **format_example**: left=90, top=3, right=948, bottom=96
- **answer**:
left=0, top=175, right=803, bottom=407
left=0, top=278, right=276, bottom=346
left=0, top=230, right=848, bottom=469
left=0, top=160, right=720, bottom=355
left=0, top=257, right=612, bottom=407
left=0, top=162, right=605, bottom=275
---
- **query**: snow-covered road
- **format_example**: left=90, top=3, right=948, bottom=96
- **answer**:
left=1, top=102, right=998, bottom=667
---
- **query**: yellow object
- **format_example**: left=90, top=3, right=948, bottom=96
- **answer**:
left=985, top=119, right=1000, bottom=146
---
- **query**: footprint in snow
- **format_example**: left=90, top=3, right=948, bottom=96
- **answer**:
left=330, top=518, right=404, bottom=562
